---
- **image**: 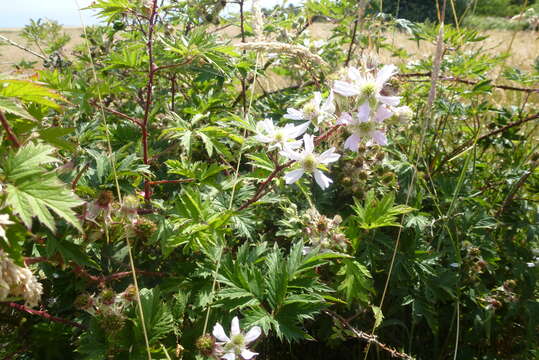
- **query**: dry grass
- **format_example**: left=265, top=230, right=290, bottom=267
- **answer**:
left=1, top=25, right=537, bottom=106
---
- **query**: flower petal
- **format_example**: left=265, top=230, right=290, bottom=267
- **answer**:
left=337, top=112, right=353, bottom=125
left=357, top=102, right=371, bottom=122
left=290, top=121, right=310, bottom=138
left=284, top=169, right=305, bottom=184
left=213, top=323, right=231, bottom=342
left=284, top=108, right=304, bottom=120
left=322, top=91, right=335, bottom=114
left=313, top=91, right=322, bottom=108
left=313, top=169, right=333, bottom=190
left=241, top=349, right=259, bottom=360
left=231, top=317, right=241, bottom=337
left=318, top=148, right=340, bottom=164
left=370, top=130, right=388, bottom=146
left=244, top=326, right=262, bottom=343
left=377, top=95, right=401, bottom=107
left=375, top=64, right=397, bottom=86
left=344, top=134, right=361, bottom=152
left=333, top=81, right=360, bottom=97
left=280, top=148, right=302, bottom=161
left=303, top=134, right=314, bottom=154
left=222, top=353, right=236, bottom=360
left=374, top=105, right=393, bottom=123
left=347, top=66, right=362, bottom=82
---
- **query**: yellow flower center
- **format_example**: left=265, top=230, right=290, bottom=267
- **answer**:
left=302, top=102, right=318, bottom=119
left=361, top=82, right=377, bottom=97
left=302, top=154, right=318, bottom=172
left=274, top=130, right=285, bottom=142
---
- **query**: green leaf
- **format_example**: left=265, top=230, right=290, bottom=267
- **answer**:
left=337, top=259, right=373, bottom=305
left=0, top=97, right=35, bottom=120
left=0, top=80, right=64, bottom=109
left=371, top=305, right=384, bottom=330
left=5, top=173, right=83, bottom=232
left=351, top=191, right=415, bottom=230
left=38, top=127, right=76, bottom=151
left=135, top=288, right=175, bottom=345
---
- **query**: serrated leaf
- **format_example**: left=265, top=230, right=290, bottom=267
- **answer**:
left=0, top=97, right=35, bottom=120
left=5, top=173, right=83, bottom=232
left=0, top=80, right=64, bottom=109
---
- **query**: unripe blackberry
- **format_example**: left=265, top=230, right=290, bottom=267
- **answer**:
left=134, top=218, right=158, bottom=240
left=358, top=170, right=369, bottom=181
left=74, top=293, right=94, bottom=311
left=122, top=284, right=137, bottom=302
left=375, top=151, right=385, bottom=162
left=121, top=195, right=139, bottom=217
left=100, top=288, right=116, bottom=305
left=196, top=334, right=216, bottom=357
left=97, top=190, right=114, bottom=207
left=98, top=312, right=125, bottom=333
left=381, top=172, right=396, bottom=185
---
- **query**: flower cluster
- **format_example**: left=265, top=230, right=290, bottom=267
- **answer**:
left=254, top=63, right=409, bottom=190
left=303, top=208, right=348, bottom=253
left=0, top=249, right=43, bottom=307
left=74, top=285, right=136, bottom=332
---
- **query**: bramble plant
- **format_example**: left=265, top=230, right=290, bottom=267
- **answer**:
left=0, top=0, right=538, bottom=359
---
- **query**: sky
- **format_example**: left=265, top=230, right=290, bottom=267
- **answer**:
left=0, top=0, right=304, bottom=28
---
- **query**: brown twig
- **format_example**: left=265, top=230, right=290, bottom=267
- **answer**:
left=4, top=302, right=86, bottom=329
left=71, top=263, right=166, bottom=285
left=71, top=163, right=90, bottom=190
left=434, top=112, right=539, bottom=173
left=497, top=163, right=538, bottom=216
left=146, top=179, right=194, bottom=186
left=0, top=110, right=21, bottom=148
left=397, top=72, right=539, bottom=93
left=90, top=101, right=144, bottom=127
left=0, top=34, right=47, bottom=61
left=142, top=0, right=160, bottom=202
left=323, top=310, right=413, bottom=359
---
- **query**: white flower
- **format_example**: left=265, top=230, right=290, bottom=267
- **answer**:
left=393, top=105, right=414, bottom=123
left=280, top=134, right=340, bottom=190
left=284, top=91, right=335, bottom=130
left=333, top=65, right=400, bottom=107
left=0, top=214, right=14, bottom=242
left=213, top=316, right=261, bottom=360
left=338, top=102, right=393, bottom=151
left=254, top=119, right=309, bottom=151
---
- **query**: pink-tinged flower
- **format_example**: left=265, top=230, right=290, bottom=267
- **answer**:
left=254, top=119, right=309, bottom=151
left=333, top=65, right=400, bottom=107
left=338, top=102, right=393, bottom=151
left=284, top=91, right=335, bottom=129
left=280, top=134, right=340, bottom=190
left=213, top=317, right=261, bottom=360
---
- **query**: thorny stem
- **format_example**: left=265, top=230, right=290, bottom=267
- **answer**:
left=142, top=0, right=159, bottom=203
left=90, top=101, right=144, bottom=127
left=345, top=0, right=368, bottom=67
left=236, top=125, right=343, bottom=212
left=434, top=112, right=539, bottom=174
left=71, top=163, right=90, bottom=190
left=0, top=110, right=21, bottom=148
left=239, top=0, right=247, bottom=115
left=146, top=179, right=194, bottom=186
left=324, top=310, right=413, bottom=360
left=0, top=34, right=47, bottom=61
left=398, top=72, right=539, bottom=93
left=4, top=302, right=86, bottom=330
left=497, top=163, right=538, bottom=216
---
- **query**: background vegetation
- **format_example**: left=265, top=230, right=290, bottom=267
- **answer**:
left=0, top=0, right=538, bottom=359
